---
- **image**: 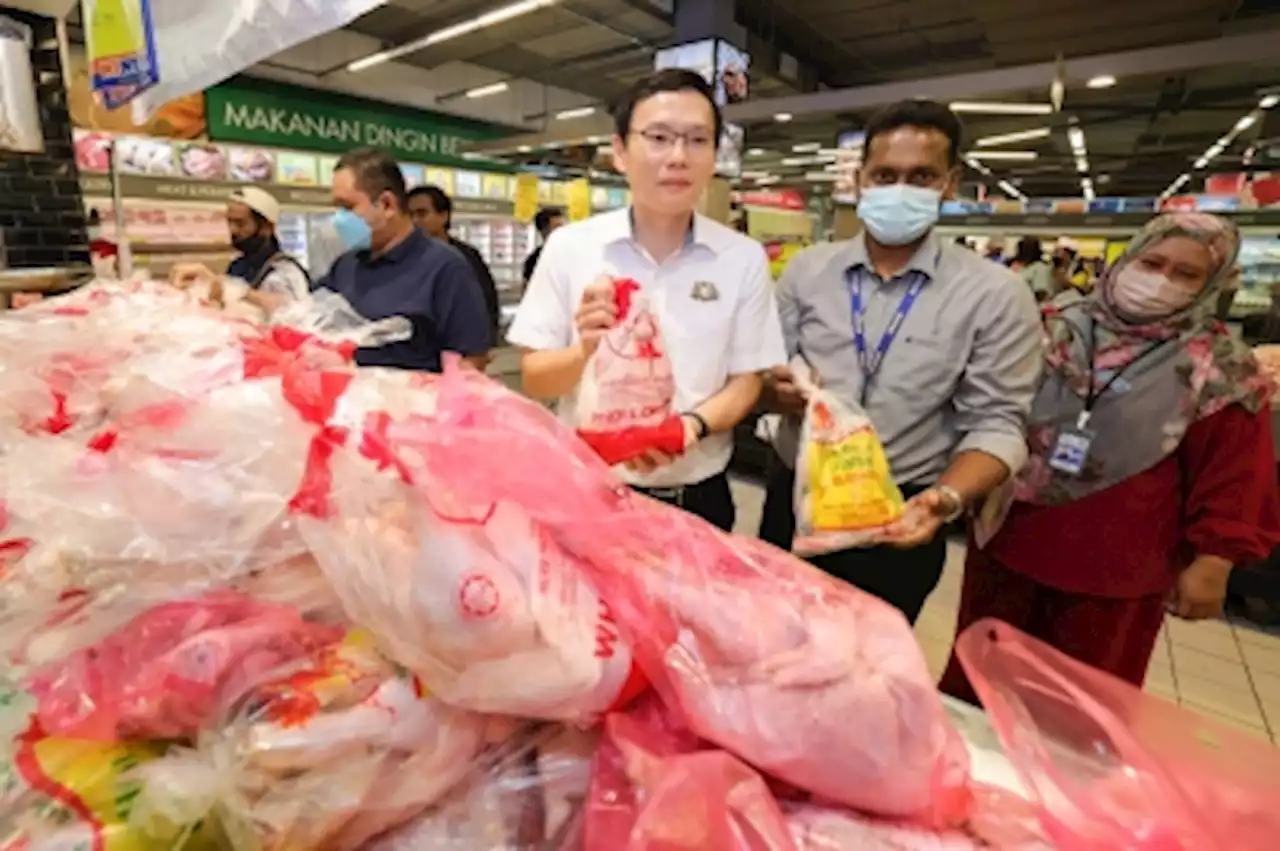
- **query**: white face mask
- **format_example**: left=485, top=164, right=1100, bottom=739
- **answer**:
left=1110, top=266, right=1198, bottom=319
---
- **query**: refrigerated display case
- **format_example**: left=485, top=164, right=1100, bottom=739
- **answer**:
left=1236, top=234, right=1280, bottom=315
left=453, top=215, right=535, bottom=321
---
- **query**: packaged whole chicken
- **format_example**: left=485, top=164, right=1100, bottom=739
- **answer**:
left=364, top=725, right=596, bottom=851
left=128, top=629, right=497, bottom=851
left=573, top=278, right=684, bottom=466
left=24, top=589, right=343, bottom=742
left=790, top=358, right=904, bottom=556
left=0, top=684, right=222, bottom=851
left=356, top=362, right=972, bottom=825
left=293, top=366, right=645, bottom=724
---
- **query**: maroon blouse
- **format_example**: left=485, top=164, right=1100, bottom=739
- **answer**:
left=986, top=404, right=1280, bottom=599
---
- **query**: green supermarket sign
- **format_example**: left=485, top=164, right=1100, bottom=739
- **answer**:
left=205, top=79, right=511, bottom=167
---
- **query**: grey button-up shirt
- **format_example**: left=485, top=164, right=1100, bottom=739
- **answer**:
left=773, top=232, right=1043, bottom=485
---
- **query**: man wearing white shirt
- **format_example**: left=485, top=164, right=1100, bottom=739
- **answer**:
left=508, top=69, right=785, bottom=530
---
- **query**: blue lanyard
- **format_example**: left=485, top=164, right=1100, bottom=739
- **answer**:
left=849, top=267, right=926, bottom=404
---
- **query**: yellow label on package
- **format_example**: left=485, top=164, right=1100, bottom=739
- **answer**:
left=807, top=424, right=904, bottom=531
left=1, top=736, right=216, bottom=851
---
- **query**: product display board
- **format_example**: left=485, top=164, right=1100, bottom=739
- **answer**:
left=74, top=129, right=630, bottom=286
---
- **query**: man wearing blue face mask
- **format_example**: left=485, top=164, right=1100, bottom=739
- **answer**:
left=314, top=147, right=491, bottom=371
left=757, top=99, right=1043, bottom=625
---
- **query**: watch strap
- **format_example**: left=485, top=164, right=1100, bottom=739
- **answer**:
left=933, top=484, right=965, bottom=523
left=682, top=411, right=710, bottom=440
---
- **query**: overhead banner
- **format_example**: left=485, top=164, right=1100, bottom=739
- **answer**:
left=205, top=79, right=509, bottom=168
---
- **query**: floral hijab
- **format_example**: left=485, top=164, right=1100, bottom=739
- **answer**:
left=1015, top=212, right=1272, bottom=506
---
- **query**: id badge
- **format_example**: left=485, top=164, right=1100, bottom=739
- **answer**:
left=1048, top=426, right=1094, bottom=476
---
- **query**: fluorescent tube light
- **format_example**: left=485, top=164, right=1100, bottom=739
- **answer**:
left=949, top=101, right=1053, bottom=115
left=964, top=150, right=1038, bottom=161
left=555, top=106, right=596, bottom=120
left=1261, top=94, right=1280, bottom=110
left=1087, top=74, right=1117, bottom=89
left=792, top=142, right=821, bottom=152
left=974, top=127, right=1051, bottom=147
left=347, top=0, right=560, bottom=72
left=465, top=82, right=508, bottom=99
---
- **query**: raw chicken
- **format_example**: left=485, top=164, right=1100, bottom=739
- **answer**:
left=786, top=806, right=983, bottom=851
left=26, top=589, right=342, bottom=740
left=297, top=368, right=642, bottom=723
left=208, top=631, right=492, bottom=851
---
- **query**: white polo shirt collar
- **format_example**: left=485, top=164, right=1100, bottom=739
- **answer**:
left=596, top=207, right=734, bottom=258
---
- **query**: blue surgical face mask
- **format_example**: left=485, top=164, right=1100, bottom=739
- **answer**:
left=857, top=184, right=942, bottom=246
left=333, top=208, right=373, bottom=252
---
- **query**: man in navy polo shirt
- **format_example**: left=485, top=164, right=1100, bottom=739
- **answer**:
left=316, top=147, right=490, bottom=371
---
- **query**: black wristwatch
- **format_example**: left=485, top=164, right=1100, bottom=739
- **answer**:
left=682, top=411, right=710, bottom=441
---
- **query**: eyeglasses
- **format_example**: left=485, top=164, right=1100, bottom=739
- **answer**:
left=632, top=127, right=716, bottom=155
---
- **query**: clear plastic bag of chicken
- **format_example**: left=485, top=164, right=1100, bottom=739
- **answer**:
left=379, top=364, right=972, bottom=826
left=573, top=278, right=685, bottom=466
left=363, top=724, right=596, bottom=851
left=124, top=628, right=499, bottom=851
left=0, top=685, right=225, bottom=851
left=292, top=365, right=645, bottom=724
left=791, top=357, right=904, bottom=556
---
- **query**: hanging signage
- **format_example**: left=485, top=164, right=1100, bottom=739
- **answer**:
left=567, top=178, right=592, bottom=221
left=84, top=0, right=160, bottom=109
left=741, top=189, right=806, bottom=211
left=205, top=78, right=509, bottom=167
left=513, top=174, right=539, bottom=223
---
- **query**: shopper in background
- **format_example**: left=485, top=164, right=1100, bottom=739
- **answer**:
left=1010, top=236, right=1054, bottom=301
left=170, top=188, right=309, bottom=316
left=408, top=184, right=502, bottom=348
left=758, top=99, right=1042, bottom=623
left=940, top=213, right=1280, bottom=702
left=508, top=68, right=786, bottom=530
left=983, top=236, right=1007, bottom=264
left=522, top=206, right=564, bottom=288
left=317, top=147, right=490, bottom=371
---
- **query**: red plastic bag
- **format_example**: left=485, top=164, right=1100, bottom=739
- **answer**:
left=957, top=619, right=1280, bottom=851
left=575, top=279, right=684, bottom=465
left=583, top=694, right=798, bottom=851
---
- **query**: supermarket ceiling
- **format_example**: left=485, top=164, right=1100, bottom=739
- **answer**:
left=68, top=0, right=1280, bottom=198
left=325, top=0, right=1280, bottom=198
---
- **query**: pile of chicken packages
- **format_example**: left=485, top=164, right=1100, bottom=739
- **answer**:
left=0, top=278, right=1274, bottom=851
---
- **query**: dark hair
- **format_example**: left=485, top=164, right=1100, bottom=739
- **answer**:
left=408, top=184, right=453, bottom=228
left=1013, top=237, right=1043, bottom=266
left=534, top=207, right=564, bottom=235
left=335, top=147, right=409, bottom=212
left=612, top=68, right=723, bottom=149
left=862, top=99, right=963, bottom=167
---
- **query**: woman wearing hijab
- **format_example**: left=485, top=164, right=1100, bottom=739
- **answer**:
left=940, top=213, right=1280, bottom=700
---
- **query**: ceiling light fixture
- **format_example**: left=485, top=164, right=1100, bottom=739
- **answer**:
left=555, top=106, right=596, bottom=120
left=792, top=142, right=821, bottom=152
left=517, top=145, right=532, bottom=153
left=1235, top=114, right=1258, bottom=132
left=1159, top=172, right=1191, bottom=199
left=465, top=81, right=508, bottom=99
left=747, top=148, right=766, bottom=156
left=974, top=127, right=1051, bottom=147
left=1261, top=94, right=1280, bottom=110
left=963, top=155, right=993, bottom=176
left=774, top=112, right=794, bottom=123
left=347, top=0, right=560, bottom=72
left=949, top=101, right=1053, bottom=115
left=805, top=172, right=837, bottom=181
left=1081, top=177, right=1096, bottom=201
left=1086, top=74, right=1117, bottom=89
left=964, top=150, right=1038, bottom=161
left=997, top=180, right=1025, bottom=199
left=1075, top=156, right=1090, bottom=174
